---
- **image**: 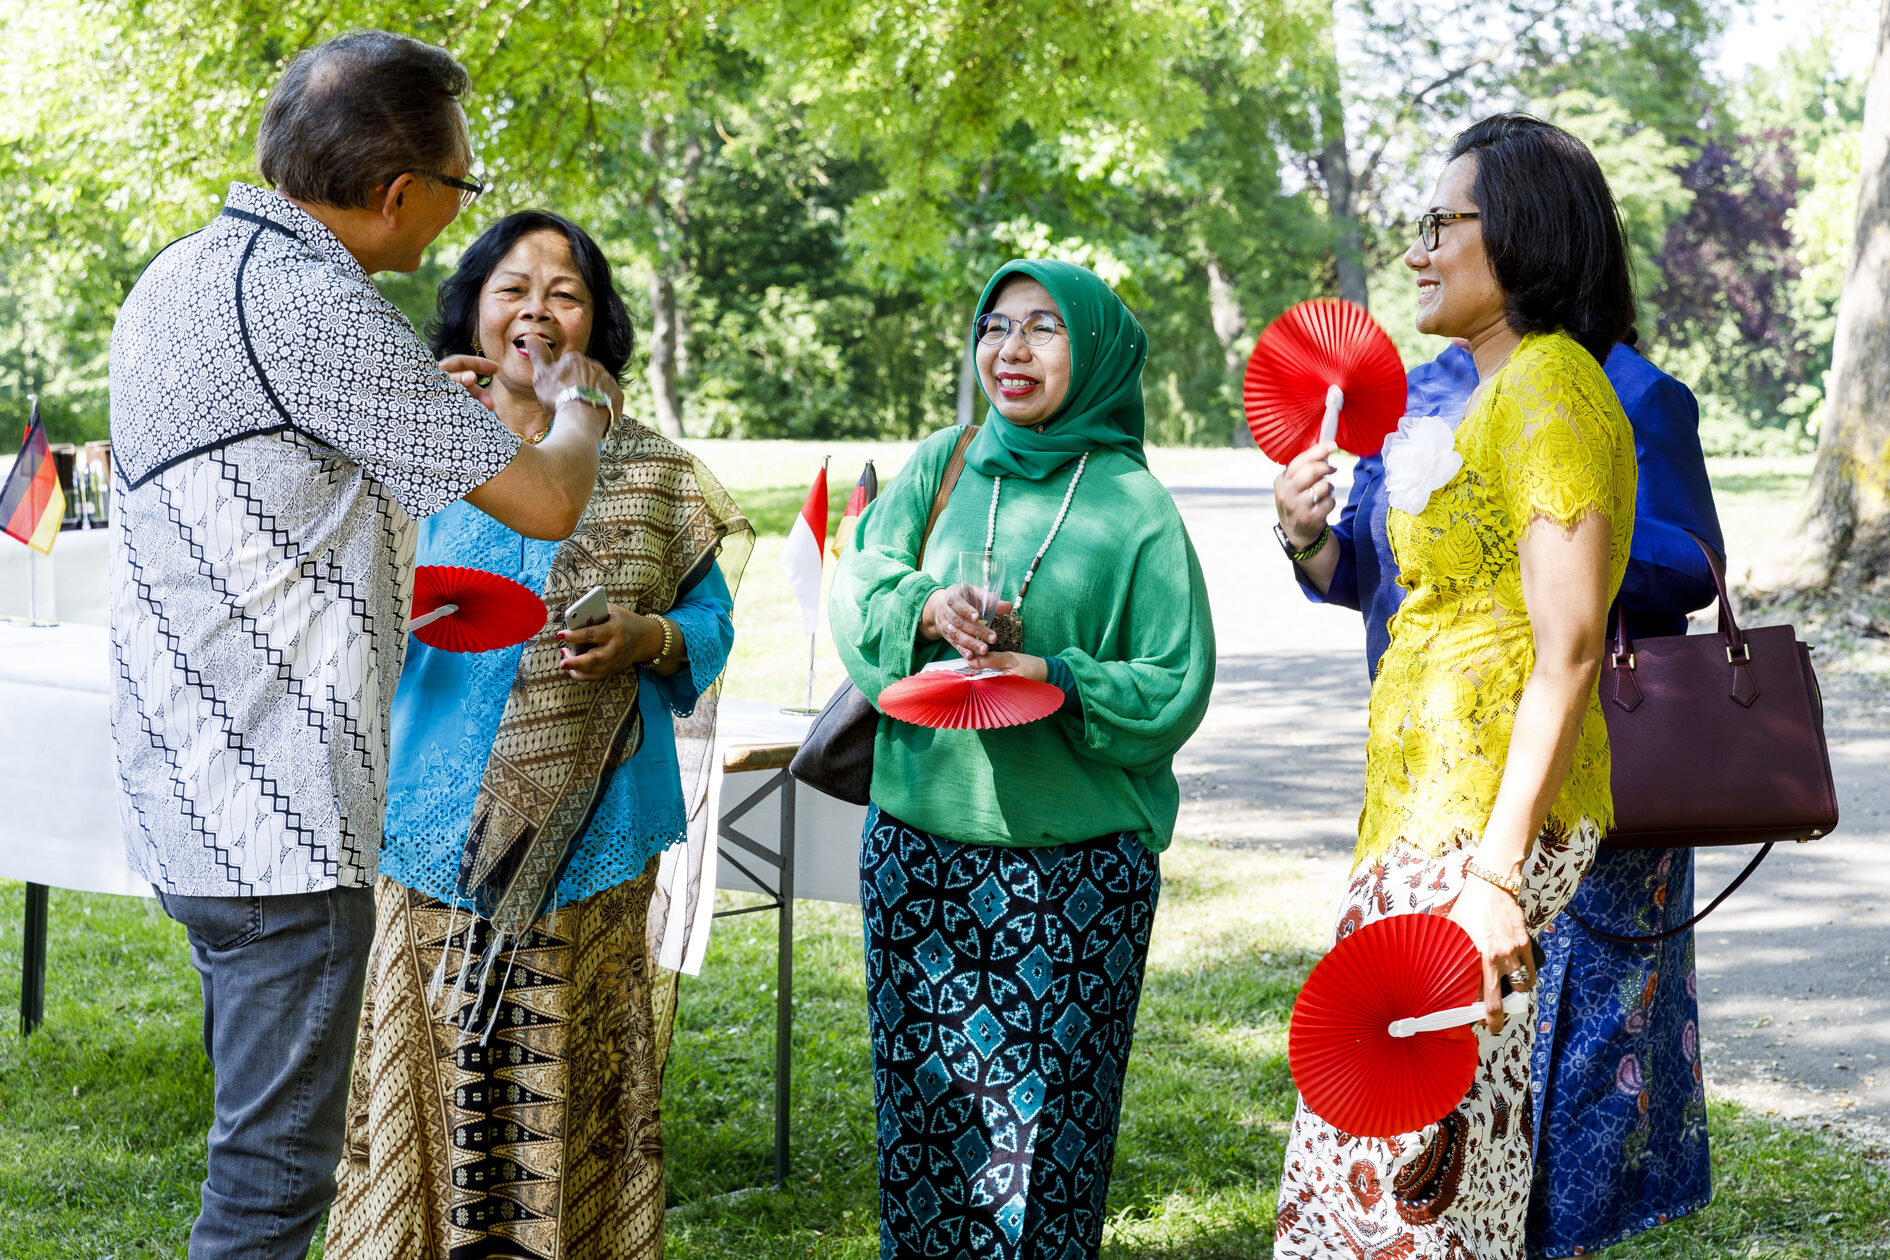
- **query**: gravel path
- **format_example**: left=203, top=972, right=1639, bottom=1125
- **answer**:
left=1161, top=464, right=1890, bottom=1139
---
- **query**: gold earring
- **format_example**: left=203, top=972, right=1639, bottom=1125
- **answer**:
left=472, top=335, right=483, bottom=356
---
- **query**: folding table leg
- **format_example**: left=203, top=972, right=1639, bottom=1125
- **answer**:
left=20, top=882, right=47, bottom=1037
left=774, top=777, right=796, bottom=1189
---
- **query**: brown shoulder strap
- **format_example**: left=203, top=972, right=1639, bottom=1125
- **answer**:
left=916, top=423, right=979, bottom=570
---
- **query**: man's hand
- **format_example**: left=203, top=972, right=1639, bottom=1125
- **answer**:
left=439, top=354, right=500, bottom=410
left=525, top=344, right=622, bottom=423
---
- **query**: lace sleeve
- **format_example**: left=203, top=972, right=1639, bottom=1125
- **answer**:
left=1485, top=340, right=1634, bottom=539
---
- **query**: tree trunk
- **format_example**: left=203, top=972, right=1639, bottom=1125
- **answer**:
left=647, top=266, right=684, bottom=439
left=955, top=327, right=979, bottom=426
left=1206, top=256, right=1255, bottom=447
left=642, top=123, right=702, bottom=441
left=1801, top=0, right=1890, bottom=590
left=1320, top=132, right=1369, bottom=309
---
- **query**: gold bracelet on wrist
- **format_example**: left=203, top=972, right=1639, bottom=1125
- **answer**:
left=650, top=615, right=677, bottom=667
left=1464, top=857, right=1522, bottom=901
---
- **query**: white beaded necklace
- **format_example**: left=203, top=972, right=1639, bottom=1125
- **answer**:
left=983, top=453, right=1088, bottom=620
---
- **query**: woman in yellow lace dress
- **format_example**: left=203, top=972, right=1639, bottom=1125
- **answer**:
left=1275, top=115, right=1639, bottom=1259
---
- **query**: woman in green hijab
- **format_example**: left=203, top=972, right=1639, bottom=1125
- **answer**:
left=831, top=259, right=1216, bottom=1260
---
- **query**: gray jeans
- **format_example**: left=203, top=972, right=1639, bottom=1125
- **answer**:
left=157, top=886, right=376, bottom=1260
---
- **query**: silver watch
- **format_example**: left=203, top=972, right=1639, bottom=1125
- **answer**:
left=553, top=385, right=612, bottom=413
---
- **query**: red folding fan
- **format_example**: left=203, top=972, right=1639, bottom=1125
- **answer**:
left=408, top=565, right=548, bottom=653
left=1243, top=298, right=1408, bottom=463
left=1288, top=913, right=1525, bottom=1138
left=878, top=662, right=1064, bottom=731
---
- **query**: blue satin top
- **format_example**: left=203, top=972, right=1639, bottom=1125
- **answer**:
left=1298, top=343, right=1725, bottom=677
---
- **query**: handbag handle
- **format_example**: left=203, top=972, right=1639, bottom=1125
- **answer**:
left=1566, top=843, right=1773, bottom=945
left=915, top=423, right=981, bottom=571
left=1608, top=532, right=1756, bottom=711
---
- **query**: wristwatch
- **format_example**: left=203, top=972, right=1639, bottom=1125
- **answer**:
left=553, top=385, right=612, bottom=413
left=1274, top=522, right=1331, bottom=565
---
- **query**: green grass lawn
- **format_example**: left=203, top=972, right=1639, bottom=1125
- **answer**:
left=2, top=450, right=1884, bottom=1258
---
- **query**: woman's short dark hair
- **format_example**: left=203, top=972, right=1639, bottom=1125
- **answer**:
left=428, top=212, right=636, bottom=381
left=257, top=31, right=470, bottom=210
left=1447, top=113, right=1635, bottom=364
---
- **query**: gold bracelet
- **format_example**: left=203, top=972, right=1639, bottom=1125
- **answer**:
left=1464, top=857, right=1522, bottom=901
left=650, top=615, right=677, bottom=667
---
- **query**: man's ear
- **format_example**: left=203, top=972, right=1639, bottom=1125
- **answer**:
left=377, top=173, right=417, bottom=224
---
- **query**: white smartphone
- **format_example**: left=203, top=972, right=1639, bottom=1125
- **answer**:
left=564, top=585, right=610, bottom=631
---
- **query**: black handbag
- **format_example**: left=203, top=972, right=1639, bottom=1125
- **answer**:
left=788, top=424, right=980, bottom=805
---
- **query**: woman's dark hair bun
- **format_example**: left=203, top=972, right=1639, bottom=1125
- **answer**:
left=1447, top=113, right=1635, bottom=365
left=427, top=211, right=635, bottom=381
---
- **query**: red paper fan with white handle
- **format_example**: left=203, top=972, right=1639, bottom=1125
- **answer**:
left=878, top=661, right=1064, bottom=731
left=1288, top=913, right=1526, bottom=1137
left=408, top=565, right=548, bottom=653
left=1243, top=298, right=1407, bottom=462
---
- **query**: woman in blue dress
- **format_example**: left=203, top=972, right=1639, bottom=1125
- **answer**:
left=1272, top=332, right=1722, bottom=1257
left=329, top=212, right=751, bottom=1260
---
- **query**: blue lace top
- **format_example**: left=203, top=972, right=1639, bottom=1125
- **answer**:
left=381, top=497, right=735, bottom=912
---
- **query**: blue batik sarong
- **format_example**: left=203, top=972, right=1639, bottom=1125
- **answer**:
left=1527, top=846, right=1713, bottom=1256
left=860, top=806, right=1159, bottom=1260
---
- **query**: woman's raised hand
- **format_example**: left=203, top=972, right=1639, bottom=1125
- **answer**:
left=439, top=354, right=501, bottom=410
left=920, top=583, right=1010, bottom=659
left=1273, top=441, right=1338, bottom=549
left=1446, top=864, right=1535, bottom=1036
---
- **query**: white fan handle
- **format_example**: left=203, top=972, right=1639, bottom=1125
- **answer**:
left=1318, top=384, right=1344, bottom=446
left=1388, top=990, right=1528, bottom=1038
left=408, top=603, right=459, bottom=633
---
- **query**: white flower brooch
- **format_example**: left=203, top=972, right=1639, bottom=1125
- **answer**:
left=1380, top=413, right=1464, bottom=516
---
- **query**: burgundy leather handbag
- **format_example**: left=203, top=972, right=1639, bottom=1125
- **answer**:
left=1582, top=534, right=1840, bottom=941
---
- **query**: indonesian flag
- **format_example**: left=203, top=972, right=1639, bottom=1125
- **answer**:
left=780, top=460, right=828, bottom=636
left=830, top=459, right=878, bottom=559
left=1, top=402, right=65, bottom=556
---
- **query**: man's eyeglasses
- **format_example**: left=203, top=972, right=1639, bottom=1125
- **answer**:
left=975, top=312, right=1065, bottom=347
left=1416, top=210, right=1480, bottom=251
left=415, top=170, right=486, bottom=209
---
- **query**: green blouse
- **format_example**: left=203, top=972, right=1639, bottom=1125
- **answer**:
left=830, top=426, right=1216, bottom=852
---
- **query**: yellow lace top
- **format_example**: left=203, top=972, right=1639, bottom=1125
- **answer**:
left=1356, top=332, right=1638, bottom=866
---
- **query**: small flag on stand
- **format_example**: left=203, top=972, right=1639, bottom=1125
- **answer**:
left=1, top=401, right=65, bottom=556
left=780, top=458, right=829, bottom=636
left=831, top=460, right=878, bottom=559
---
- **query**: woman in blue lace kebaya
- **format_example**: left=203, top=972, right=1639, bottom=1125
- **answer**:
left=1274, top=339, right=1721, bottom=1253
left=328, top=213, right=751, bottom=1260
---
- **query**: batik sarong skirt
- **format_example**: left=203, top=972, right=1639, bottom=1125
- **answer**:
left=326, top=863, right=675, bottom=1260
left=860, top=806, right=1160, bottom=1260
left=1528, top=846, right=1711, bottom=1257
left=1275, top=822, right=1600, bottom=1260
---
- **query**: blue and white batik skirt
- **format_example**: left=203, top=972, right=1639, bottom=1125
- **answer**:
left=859, top=805, right=1160, bottom=1260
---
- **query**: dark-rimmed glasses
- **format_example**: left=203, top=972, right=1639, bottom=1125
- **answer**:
left=415, top=170, right=486, bottom=209
left=975, top=312, right=1065, bottom=347
left=1416, top=210, right=1480, bottom=251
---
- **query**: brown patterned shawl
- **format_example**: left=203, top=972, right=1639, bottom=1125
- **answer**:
left=447, top=422, right=751, bottom=1017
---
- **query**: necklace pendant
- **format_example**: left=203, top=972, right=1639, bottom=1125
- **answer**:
left=988, top=609, right=1024, bottom=654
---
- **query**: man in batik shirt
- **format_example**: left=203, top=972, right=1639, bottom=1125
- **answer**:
left=108, top=30, right=621, bottom=1260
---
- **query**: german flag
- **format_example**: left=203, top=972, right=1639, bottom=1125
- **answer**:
left=1, top=402, right=65, bottom=556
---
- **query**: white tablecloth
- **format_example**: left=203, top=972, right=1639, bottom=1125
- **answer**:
left=0, top=622, right=867, bottom=912
left=0, top=530, right=111, bottom=626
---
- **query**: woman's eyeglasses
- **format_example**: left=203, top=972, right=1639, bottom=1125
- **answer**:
left=415, top=170, right=486, bottom=209
left=1416, top=211, right=1480, bottom=251
left=975, top=312, right=1065, bottom=347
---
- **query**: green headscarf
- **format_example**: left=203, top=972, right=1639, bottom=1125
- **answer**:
left=965, top=259, right=1149, bottom=481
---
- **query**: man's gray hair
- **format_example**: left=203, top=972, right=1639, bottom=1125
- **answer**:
left=257, top=31, right=471, bottom=210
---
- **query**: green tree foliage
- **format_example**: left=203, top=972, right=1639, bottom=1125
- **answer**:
left=0, top=0, right=1869, bottom=453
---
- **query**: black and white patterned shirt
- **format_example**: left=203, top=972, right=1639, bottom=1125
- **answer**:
left=108, top=182, right=519, bottom=897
